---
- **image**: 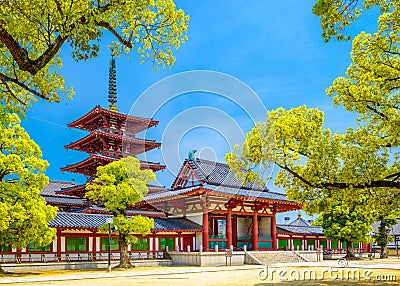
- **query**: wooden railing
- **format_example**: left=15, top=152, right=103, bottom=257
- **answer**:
left=0, top=251, right=167, bottom=264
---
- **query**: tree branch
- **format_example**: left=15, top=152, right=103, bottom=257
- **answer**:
left=96, top=21, right=133, bottom=48
left=0, top=72, right=50, bottom=100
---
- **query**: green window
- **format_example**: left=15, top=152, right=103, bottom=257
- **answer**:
left=159, top=238, right=174, bottom=251
left=66, top=237, right=87, bottom=251
left=1, top=245, right=10, bottom=252
left=341, top=241, right=347, bottom=248
left=293, top=240, right=302, bottom=247
left=353, top=242, right=359, bottom=248
left=131, top=238, right=148, bottom=251
left=27, top=242, right=51, bottom=252
left=319, top=240, right=327, bottom=248
left=307, top=240, right=315, bottom=246
left=331, top=241, right=338, bottom=248
left=101, top=238, right=119, bottom=251
left=279, top=240, right=288, bottom=249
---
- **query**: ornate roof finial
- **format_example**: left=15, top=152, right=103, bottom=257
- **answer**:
left=108, top=55, right=118, bottom=112
left=188, top=150, right=197, bottom=160
left=297, top=211, right=302, bottom=218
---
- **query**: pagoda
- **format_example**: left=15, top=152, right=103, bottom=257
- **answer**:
left=60, top=57, right=165, bottom=197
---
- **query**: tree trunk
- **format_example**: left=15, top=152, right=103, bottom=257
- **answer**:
left=118, top=234, right=131, bottom=268
left=380, top=244, right=388, bottom=258
left=345, top=241, right=356, bottom=258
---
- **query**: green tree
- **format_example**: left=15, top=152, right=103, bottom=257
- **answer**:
left=226, top=106, right=400, bottom=257
left=85, top=156, right=155, bottom=268
left=374, top=217, right=397, bottom=258
left=312, top=0, right=393, bottom=42
left=0, top=0, right=189, bottom=114
left=0, top=107, right=57, bottom=256
left=314, top=193, right=375, bottom=258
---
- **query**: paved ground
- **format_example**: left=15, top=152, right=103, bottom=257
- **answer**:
left=2, top=259, right=400, bottom=285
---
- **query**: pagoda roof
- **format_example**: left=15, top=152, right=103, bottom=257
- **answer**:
left=41, top=180, right=77, bottom=197
left=56, top=182, right=167, bottom=198
left=67, top=105, right=158, bottom=133
left=42, top=195, right=88, bottom=207
left=64, top=130, right=161, bottom=155
left=61, top=154, right=165, bottom=176
left=49, top=212, right=202, bottom=232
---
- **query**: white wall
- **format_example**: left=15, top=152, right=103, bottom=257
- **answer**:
left=259, top=217, right=271, bottom=236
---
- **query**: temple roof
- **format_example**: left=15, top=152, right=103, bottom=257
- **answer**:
left=61, top=153, right=165, bottom=176
left=49, top=212, right=202, bottom=232
left=276, top=224, right=324, bottom=235
left=67, top=105, right=158, bottom=133
left=287, top=217, right=312, bottom=227
left=276, top=217, right=323, bottom=235
left=142, top=183, right=301, bottom=212
left=43, top=195, right=88, bottom=207
left=64, top=130, right=161, bottom=155
left=172, top=158, right=268, bottom=191
left=41, top=180, right=77, bottom=196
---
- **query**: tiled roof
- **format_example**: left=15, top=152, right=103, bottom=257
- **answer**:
left=288, top=217, right=311, bottom=227
left=185, top=158, right=267, bottom=190
left=372, top=218, right=400, bottom=236
left=276, top=224, right=324, bottom=235
left=49, top=212, right=202, bottom=231
left=80, top=205, right=166, bottom=217
left=50, top=212, right=109, bottom=229
left=43, top=195, right=87, bottom=206
left=154, top=218, right=202, bottom=232
left=144, top=183, right=292, bottom=203
left=41, top=180, right=77, bottom=196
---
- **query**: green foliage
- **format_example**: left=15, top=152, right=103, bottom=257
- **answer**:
left=226, top=105, right=400, bottom=252
left=314, top=195, right=375, bottom=245
left=0, top=0, right=189, bottom=114
left=312, top=0, right=392, bottom=41
left=100, top=215, right=154, bottom=245
left=85, top=157, right=155, bottom=267
left=375, top=217, right=397, bottom=258
left=0, top=106, right=57, bottom=249
left=85, top=156, right=156, bottom=215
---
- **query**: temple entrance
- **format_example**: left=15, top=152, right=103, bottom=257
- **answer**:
left=208, top=214, right=227, bottom=249
left=182, top=236, right=192, bottom=251
left=236, top=215, right=273, bottom=250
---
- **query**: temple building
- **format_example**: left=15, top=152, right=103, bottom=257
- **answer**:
left=0, top=59, right=369, bottom=265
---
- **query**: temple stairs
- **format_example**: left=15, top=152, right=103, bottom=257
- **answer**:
left=246, top=251, right=307, bottom=265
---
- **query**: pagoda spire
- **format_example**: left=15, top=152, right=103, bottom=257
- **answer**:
left=108, top=55, right=118, bottom=112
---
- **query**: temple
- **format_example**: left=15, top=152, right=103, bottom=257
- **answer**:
left=0, top=59, right=371, bottom=267
left=59, top=57, right=165, bottom=197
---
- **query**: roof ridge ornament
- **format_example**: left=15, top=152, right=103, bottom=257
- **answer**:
left=108, top=55, right=118, bottom=112
left=188, top=149, right=197, bottom=160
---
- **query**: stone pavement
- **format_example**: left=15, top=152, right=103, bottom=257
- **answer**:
left=2, top=259, right=400, bottom=284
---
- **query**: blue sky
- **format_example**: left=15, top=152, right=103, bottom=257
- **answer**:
left=22, top=1, right=378, bottom=222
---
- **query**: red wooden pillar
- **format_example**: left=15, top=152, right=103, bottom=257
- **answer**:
left=252, top=211, right=259, bottom=250
left=177, top=232, right=182, bottom=251
left=232, top=215, right=237, bottom=248
left=56, top=229, right=62, bottom=260
left=152, top=232, right=157, bottom=258
left=202, top=211, right=209, bottom=251
left=226, top=208, right=232, bottom=249
left=92, top=230, right=97, bottom=261
left=272, top=213, right=277, bottom=250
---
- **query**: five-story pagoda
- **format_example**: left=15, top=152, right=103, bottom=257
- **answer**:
left=60, top=57, right=165, bottom=197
